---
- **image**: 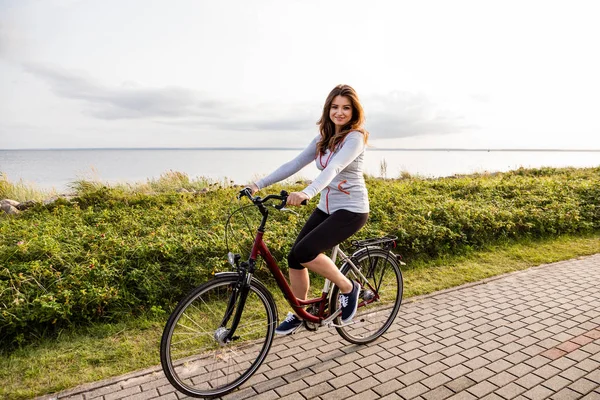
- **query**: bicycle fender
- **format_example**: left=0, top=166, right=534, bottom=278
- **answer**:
left=214, top=272, right=268, bottom=283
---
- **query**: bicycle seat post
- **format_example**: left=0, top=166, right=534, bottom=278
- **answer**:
left=331, top=244, right=339, bottom=265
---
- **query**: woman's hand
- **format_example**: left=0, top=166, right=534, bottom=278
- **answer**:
left=247, top=183, right=259, bottom=195
left=287, top=191, right=309, bottom=206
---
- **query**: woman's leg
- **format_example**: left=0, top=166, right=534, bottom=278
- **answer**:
left=287, top=209, right=329, bottom=300
left=294, top=209, right=369, bottom=292
left=302, top=254, right=353, bottom=293
left=289, top=268, right=309, bottom=300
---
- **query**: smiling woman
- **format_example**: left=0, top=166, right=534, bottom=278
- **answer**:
left=248, top=84, right=371, bottom=334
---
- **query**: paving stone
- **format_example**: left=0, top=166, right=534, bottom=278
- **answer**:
left=282, top=367, right=314, bottom=383
left=346, top=389, right=380, bottom=400
left=443, top=364, right=472, bottom=380
left=379, top=394, right=402, bottom=400
left=506, top=362, right=535, bottom=377
left=354, top=368, right=372, bottom=379
left=443, top=354, right=469, bottom=367
left=372, top=378, right=405, bottom=396
left=421, top=385, right=454, bottom=400
left=525, top=354, right=551, bottom=369
left=466, top=367, right=495, bottom=383
left=550, top=387, right=585, bottom=400
left=398, top=370, right=428, bottom=386
left=560, top=366, right=588, bottom=382
left=463, top=356, right=489, bottom=370
left=445, top=376, right=477, bottom=393
left=304, top=370, right=335, bottom=386
left=503, top=351, right=530, bottom=365
left=85, top=383, right=123, bottom=399
left=348, top=376, right=379, bottom=393
left=522, top=385, right=555, bottom=400
left=550, top=356, right=578, bottom=371
left=396, top=382, right=429, bottom=399
left=105, top=387, right=142, bottom=400
left=514, top=372, right=545, bottom=389
left=466, top=381, right=497, bottom=398
left=274, top=379, right=309, bottom=397
left=421, top=372, right=452, bottom=390
left=543, top=374, right=573, bottom=391
left=220, top=387, right=258, bottom=400
left=321, top=386, right=354, bottom=400
left=419, top=352, right=446, bottom=366
left=446, top=391, right=477, bottom=400
left=532, top=363, right=561, bottom=380
left=299, top=382, right=333, bottom=398
left=494, top=382, right=527, bottom=399
left=487, top=371, right=516, bottom=387
left=253, top=377, right=286, bottom=393
left=250, top=390, right=280, bottom=400
left=479, top=393, right=504, bottom=400
left=568, top=378, right=598, bottom=395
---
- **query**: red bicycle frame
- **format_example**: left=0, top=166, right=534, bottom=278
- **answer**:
left=250, top=230, right=327, bottom=323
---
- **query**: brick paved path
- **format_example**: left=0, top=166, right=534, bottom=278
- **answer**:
left=40, top=254, right=600, bottom=400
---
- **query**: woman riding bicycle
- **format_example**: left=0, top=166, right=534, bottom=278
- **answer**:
left=248, top=84, right=370, bottom=335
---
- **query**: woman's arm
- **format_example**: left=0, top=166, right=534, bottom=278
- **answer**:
left=301, top=131, right=365, bottom=199
left=254, top=136, right=318, bottom=190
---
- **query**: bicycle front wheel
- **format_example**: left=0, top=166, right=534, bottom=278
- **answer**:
left=160, top=275, right=277, bottom=398
left=330, top=248, right=403, bottom=344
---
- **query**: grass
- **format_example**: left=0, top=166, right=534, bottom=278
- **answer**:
left=1, top=232, right=599, bottom=399
left=0, top=173, right=58, bottom=202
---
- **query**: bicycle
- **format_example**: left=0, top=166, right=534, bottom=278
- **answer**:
left=160, top=189, right=405, bottom=398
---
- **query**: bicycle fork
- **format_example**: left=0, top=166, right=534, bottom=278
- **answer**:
left=215, top=267, right=254, bottom=344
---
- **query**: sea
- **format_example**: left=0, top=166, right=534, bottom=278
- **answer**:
left=1, top=148, right=599, bottom=192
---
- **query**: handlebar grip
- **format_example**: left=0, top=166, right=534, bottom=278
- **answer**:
left=301, top=199, right=308, bottom=206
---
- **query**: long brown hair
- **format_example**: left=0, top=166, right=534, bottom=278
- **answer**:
left=316, top=84, right=369, bottom=155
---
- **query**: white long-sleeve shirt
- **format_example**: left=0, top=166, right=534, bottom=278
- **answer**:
left=255, top=131, right=369, bottom=214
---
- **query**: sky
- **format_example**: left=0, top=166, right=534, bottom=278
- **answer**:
left=1, top=0, right=600, bottom=150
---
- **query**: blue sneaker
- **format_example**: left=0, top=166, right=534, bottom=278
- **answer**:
left=275, top=312, right=302, bottom=335
left=340, top=281, right=360, bottom=324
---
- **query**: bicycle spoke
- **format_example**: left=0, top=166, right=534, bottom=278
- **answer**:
left=161, top=276, right=275, bottom=398
left=333, top=249, right=403, bottom=344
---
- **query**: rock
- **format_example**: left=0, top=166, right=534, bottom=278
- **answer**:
left=1, top=199, right=19, bottom=207
left=16, top=200, right=38, bottom=211
left=43, top=196, right=59, bottom=206
left=1, top=204, right=19, bottom=215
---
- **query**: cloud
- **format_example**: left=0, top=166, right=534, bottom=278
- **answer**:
left=23, top=63, right=228, bottom=120
left=365, top=91, right=475, bottom=138
left=23, top=63, right=474, bottom=139
left=23, top=63, right=315, bottom=132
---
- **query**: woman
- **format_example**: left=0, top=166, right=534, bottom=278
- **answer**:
left=249, top=84, right=369, bottom=335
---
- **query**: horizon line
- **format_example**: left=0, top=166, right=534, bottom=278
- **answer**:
left=2, top=147, right=600, bottom=152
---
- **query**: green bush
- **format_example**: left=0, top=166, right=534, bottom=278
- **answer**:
left=1, top=166, right=599, bottom=347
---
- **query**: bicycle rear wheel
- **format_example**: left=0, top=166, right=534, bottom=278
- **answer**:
left=160, top=275, right=277, bottom=398
left=330, top=248, right=403, bottom=344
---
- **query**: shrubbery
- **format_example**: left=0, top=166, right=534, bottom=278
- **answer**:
left=1, top=167, right=599, bottom=347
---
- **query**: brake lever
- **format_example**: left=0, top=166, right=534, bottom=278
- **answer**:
left=278, top=206, right=300, bottom=216
left=237, top=187, right=252, bottom=200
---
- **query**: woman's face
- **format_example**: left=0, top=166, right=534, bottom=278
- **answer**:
left=329, top=95, right=353, bottom=132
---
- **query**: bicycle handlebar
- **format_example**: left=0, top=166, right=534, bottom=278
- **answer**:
left=238, top=188, right=307, bottom=209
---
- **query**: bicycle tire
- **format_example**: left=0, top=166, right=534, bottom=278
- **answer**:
left=330, top=248, right=403, bottom=344
left=160, top=275, right=277, bottom=398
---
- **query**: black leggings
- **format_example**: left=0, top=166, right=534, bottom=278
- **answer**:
left=288, top=208, right=369, bottom=270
